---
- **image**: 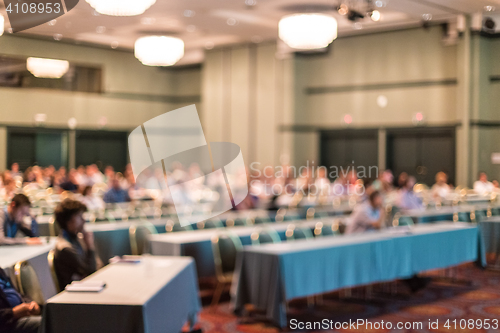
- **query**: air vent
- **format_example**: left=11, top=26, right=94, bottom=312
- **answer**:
left=279, top=3, right=334, bottom=13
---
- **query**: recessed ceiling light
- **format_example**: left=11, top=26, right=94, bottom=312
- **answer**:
left=485, top=5, right=496, bottom=12
left=111, top=41, right=119, bottom=49
left=338, top=4, right=348, bottom=15
left=375, top=1, right=386, bottom=8
left=53, top=33, right=63, bottom=41
left=141, top=17, right=156, bottom=25
left=422, top=13, right=432, bottom=21
left=205, top=41, right=214, bottom=49
left=96, top=26, right=106, bottom=33
left=48, top=19, right=57, bottom=26
left=353, top=22, right=363, bottom=29
left=186, top=25, right=196, bottom=32
left=370, top=10, right=381, bottom=21
left=245, top=0, right=257, bottom=6
left=227, top=17, right=238, bottom=26
left=184, top=10, right=195, bottom=17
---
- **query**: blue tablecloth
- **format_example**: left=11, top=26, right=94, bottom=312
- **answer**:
left=479, top=216, right=500, bottom=255
left=149, top=218, right=333, bottom=277
left=232, top=223, right=485, bottom=327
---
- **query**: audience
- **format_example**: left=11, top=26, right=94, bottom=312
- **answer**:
left=0, top=194, right=40, bottom=245
left=346, top=191, right=386, bottom=233
left=79, top=186, right=105, bottom=211
left=53, top=199, right=97, bottom=289
left=473, top=172, right=495, bottom=195
left=398, top=176, right=424, bottom=210
left=103, top=175, right=130, bottom=204
left=0, top=268, right=41, bottom=333
left=431, top=171, right=452, bottom=200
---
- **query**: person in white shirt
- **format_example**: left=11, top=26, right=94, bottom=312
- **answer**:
left=431, top=172, right=452, bottom=200
left=473, top=172, right=495, bottom=195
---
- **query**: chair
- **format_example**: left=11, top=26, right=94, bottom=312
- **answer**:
left=274, top=208, right=286, bottom=223
left=211, top=232, right=242, bottom=308
left=492, top=207, right=500, bottom=216
left=285, top=224, right=314, bottom=241
left=197, top=218, right=224, bottom=229
left=254, top=216, right=272, bottom=224
left=165, top=220, right=192, bottom=232
left=314, top=221, right=340, bottom=237
left=47, top=250, right=61, bottom=292
left=473, top=210, right=486, bottom=223
left=48, top=217, right=60, bottom=237
left=250, top=228, right=281, bottom=245
left=306, top=207, right=316, bottom=220
left=457, top=212, right=471, bottom=222
left=14, top=261, right=45, bottom=305
left=129, top=222, right=158, bottom=255
left=396, top=216, right=414, bottom=226
left=225, top=218, right=248, bottom=227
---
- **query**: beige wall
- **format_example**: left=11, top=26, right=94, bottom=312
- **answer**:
left=201, top=43, right=294, bottom=168
left=0, top=35, right=201, bottom=129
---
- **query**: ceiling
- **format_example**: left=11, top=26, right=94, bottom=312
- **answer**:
left=1, top=0, right=499, bottom=65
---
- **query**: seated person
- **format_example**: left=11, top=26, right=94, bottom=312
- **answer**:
left=346, top=191, right=386, bottom=234
left=53, top=199, right=97, bottom=289
left=398, top=176, right=424, bottom=210
left=0, top=267, right=41, bottom=333
left=103, top=175, right=130, bottom=204
left=431, top=171, right=452, bottom=200
left=473, top=172, right=494, bottom=195
left=0, top=194, right=40, bottom=245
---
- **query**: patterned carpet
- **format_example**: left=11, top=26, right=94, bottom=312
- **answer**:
left=194, top=263, right=500, bottom=332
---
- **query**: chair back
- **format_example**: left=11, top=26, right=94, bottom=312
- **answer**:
left=129, top=222, right=158, bottom=255
left=14, top=261, right=45, bottom=305
left=211, top=232, right=242, bottom=280
left=254, top=216, right=271, bottom=224
left=198, top=218, right=224, bottom=229
left=314, top=221, right=340, bottom=237
left=47, top=250, right=61, bottom=292
left=165, top=220, right=192, bottom=232
left=251, top=228, right=281, bottom=245
left=457, top=212, right=471, bottom=222
left=473, top=210, right=486, bottom=223
left=286, top=224, right=313, bottom=241
left=49, top=217, right=60, bottom=237
left=397, top=216, right=414, bottom=226
left=306, top=208, right=316, bottom=220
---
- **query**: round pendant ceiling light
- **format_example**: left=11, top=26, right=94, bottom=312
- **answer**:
left=134, top=36, right=185, bottom=66
left=26, top=57, right=70, bottom=78
left=279, top=13, right=338, bottom=50
left=85, top=0, right=156, bottom=16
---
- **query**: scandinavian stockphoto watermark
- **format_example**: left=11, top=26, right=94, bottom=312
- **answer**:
left=3, top=0, right=79, bottom=32
left=249, top=161, right=378, bottom=197
left=128, top=104, right=248, bottom=227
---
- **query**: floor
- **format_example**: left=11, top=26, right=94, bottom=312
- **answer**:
left=194, top=264, right=500, bottom=332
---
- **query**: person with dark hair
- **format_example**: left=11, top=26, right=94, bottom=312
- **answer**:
left=0, top=194, right=40, bottom=245
left=345, top=191, right=386, bottom=234
left=0, top=267, right=41, bottom=333
left=103, top=175, right=130, bottom=204
left=53, top=199, right=97, bottom=289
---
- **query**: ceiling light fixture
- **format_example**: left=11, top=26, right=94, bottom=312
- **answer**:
left=485, top=5, right=496, bottom=12
left=279, top=13, right=338, bottom=50
left=85, top=0, right=156, bottom=16
left=134, top=36, right=184, bottom=66
left=370, top=10, right=381, bottom=21
left=27, top=57, right=70, bottom=78
left=0, top=15, right=4, bottom=36
left=337, top=4, right=348, bottom=15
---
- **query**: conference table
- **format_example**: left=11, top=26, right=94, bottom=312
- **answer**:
left=232, top=222, right=485, bottom=327
left=42, top=256, right=201, bottom=333
left=0, top=238, right=58, bottom=301
left=149, top=218, right=343, bottom=277
left=403, top=205, right=479, bottom=223
left=479, top=216, right=500, bottom=257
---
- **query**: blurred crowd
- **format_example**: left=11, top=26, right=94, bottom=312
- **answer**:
left=1, top=162, right=499, bottom=214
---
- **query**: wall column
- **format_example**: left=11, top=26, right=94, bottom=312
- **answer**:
left=0, top=127, right=7, bottom=171
left=68, top=130, right=76, bottom=169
